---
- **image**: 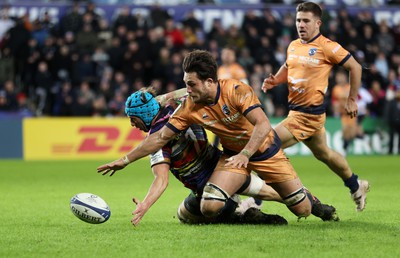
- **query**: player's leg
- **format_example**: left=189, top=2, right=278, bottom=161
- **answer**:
left=201, top=169, right=248, bottom=218
left=177, top=191, right=240, bottom=224
left=177, top=192, right=287, bottom=225
left=250, top=149, right=311, bottom=218
left=303, top=127, right=370, bottom=211
left=274, top=122, right=299, bottom=149
left=342, top=117, right=357, bottom=154
left=269, top=178, right=312, bottom=218
left=238, top=173, right=338, bottom=221
left=238, top=173, right=282, bottom=202
left=177, top=193, right=214, bottom=224
left=235, top=173, right=277, bottom=214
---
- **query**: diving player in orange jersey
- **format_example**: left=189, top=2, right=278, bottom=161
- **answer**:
left=262, top=2, right=369, bottom=212
left=97, top=49, right=341, bottom=222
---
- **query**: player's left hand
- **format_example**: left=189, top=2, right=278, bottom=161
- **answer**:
left=97, top=159, right=127, bottom=176
left=345, top=98, right=358, bottom=119
left=225, top=154, right=249, bottom=168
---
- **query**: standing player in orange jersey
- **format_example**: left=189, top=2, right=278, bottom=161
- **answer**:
left=262, top=1, right=369, bottom=212
left=217, top=47, right=249, bottom=84
left=331, top=70, right=357, bottom=155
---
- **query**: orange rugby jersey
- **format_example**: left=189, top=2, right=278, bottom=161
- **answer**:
left=332, top=83, right=350, bottom=115
left=217, top=63, right=247, bottom=81
left=286, top=33, right=351, bottom=114
left=166, top=79, right=281, bottom=160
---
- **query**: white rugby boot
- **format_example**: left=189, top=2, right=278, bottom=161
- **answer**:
left=351, top=180, right=370, bottom=212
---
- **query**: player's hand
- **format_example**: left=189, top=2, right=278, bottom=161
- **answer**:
left=225, top=154, right=249, bottom=169
left=345, top=97, right=358, bottom=119
left=131, top=197, right=149, bottom=226
left=97, top=159, right=127, bottom=176
left=262, top=74, right=276, bottom=93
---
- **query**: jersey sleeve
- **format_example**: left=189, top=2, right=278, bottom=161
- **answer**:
left=323, top=40, right=351, bottom=66
left=230, top=81, right=262, bottom=116
left=166, top=100, right=192, bottom=133
left=149, top=148, right=170, bottom=166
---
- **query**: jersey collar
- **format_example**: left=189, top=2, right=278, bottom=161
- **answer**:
left=208, top=82, right=220, bottom=106
left=301, top=33, right=321, bottom=44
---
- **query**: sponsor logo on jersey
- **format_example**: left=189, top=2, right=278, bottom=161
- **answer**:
left=309, top=48, right=317, bottom=56
left=222, top=104, right=231, bottom=115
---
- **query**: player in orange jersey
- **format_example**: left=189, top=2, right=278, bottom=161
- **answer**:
left=262, top=2, right=369, bottom=212
left=217, top=47, right=248, bottom=84
left=332, top=70, right=357, bottom=155
left=97, top=50, right=339, bottom=222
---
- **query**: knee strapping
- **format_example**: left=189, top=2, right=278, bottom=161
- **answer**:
left=283, top=188, right=307, bottom=207
left=183, top=193, right=202, bottom=216
left=247, top=173, right=264, bottom=196
left=237, top=173, right=264, bottom=196
left=202, top=183, right=229, bottom=203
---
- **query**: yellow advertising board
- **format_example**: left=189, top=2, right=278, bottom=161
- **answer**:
left=23, top=117, right=148, bottom=160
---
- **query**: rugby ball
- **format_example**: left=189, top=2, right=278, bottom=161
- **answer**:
left=70, top=193, right=111, bottom=224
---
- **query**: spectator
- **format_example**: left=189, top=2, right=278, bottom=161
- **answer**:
left=60, top=2, right=82, bottom=35
left=164, top=18, right=185, bottom=50
left=181, top=10, right=201, bottom=32
left=0, top=47, right=14, bottom=84
left=4, top=17, right=31, bottom=80
left=0, top=6, right=15, bottom=44
left=148, top=4, right=171, bottom=29
left=107, top=89, right=125, bottom=116
left=71, top=80, right=95, bottom=116
left=384, top=90, right=400, bottom=154
left=113, top=6, right=138, bottom=33
left=368, top=80, right=386, bottom=117
left=225, top=25, right=246, bottom=52
left=76, top=24, right=98, bottom=54
left=377, top=20, right=395, bottom=56
left=53, top=80, right=74, bottom=116
left=34, top=61, right=54, bottom=116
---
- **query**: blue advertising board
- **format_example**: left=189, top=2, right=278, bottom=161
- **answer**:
left=0, top=118, right=23, bottom=159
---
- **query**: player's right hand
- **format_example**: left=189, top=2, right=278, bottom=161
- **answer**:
left=97, top=159, right=127, bottom=176
left=131, top=197, right=149, bottom=226
left=262, top=74, right=276, bottom=93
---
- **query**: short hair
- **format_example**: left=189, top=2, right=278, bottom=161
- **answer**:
left=296, top=2, right=322, bottom=19
left=182, top=50, right=218, bottom=82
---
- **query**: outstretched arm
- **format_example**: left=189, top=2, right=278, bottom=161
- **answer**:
left=131, top=163, right=170, bottom=226
left=262, top=64, right=288, bottom=93
left=342, top=56, right=362, bottom=119
left=156, top=88, right=188, bottom=107
left=97, top=126, right=177, bottom=176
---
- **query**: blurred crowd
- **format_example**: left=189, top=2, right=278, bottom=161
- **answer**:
left=0, top=1, right=399, bottom=125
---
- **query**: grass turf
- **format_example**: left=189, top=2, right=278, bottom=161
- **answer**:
left=0, top=155, right=399, bottom=258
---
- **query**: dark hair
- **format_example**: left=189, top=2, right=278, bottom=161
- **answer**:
left=182, top=50, right=218, bottom=82
left=296, top=2, right=322, bottom=19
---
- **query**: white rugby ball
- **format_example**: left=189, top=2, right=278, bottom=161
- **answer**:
left=70, top=193, right=111, bottom=224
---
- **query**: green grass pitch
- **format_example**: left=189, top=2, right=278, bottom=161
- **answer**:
left=1, top=155, right=399, bottom=258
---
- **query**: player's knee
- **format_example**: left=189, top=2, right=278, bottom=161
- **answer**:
left=282, top=187, right=311, bottom=217
left=200, top=200, right=225, bottom=217
left=177, top=201, right=203, bottom=224
left=201, top=182, right=229, bottom=218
